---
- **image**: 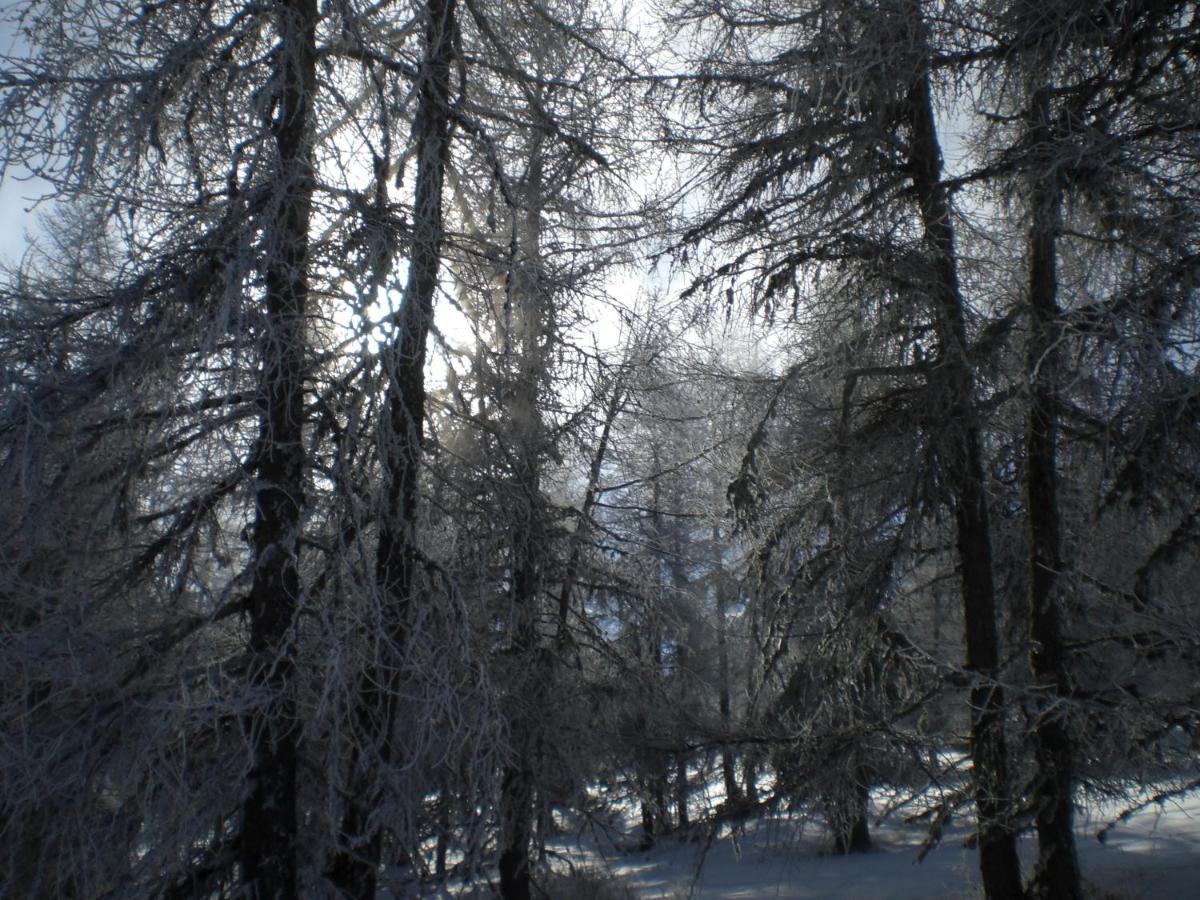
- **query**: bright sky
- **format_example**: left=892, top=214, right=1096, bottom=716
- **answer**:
left=0, top=9, right=46, bottom=267
left=0, top=170, right=51, bottom=266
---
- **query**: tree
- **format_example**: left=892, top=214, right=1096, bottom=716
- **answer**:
left=319, top=0, right=645, bottom=891
left=0, top=1, right=457, bottom=894
left=667, top=2, right=1024, bottom=893
left=324, top=1, right=458, bottom=894
left=2, top=0, right=1194, bottom=895
left=974, top=3, right=1200, bottom=894
left=667, top=0, right=1200, bottom=894
left=239, top=2, right=317, bottom=894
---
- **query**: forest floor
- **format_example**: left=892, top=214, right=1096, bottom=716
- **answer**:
left=428, top=778, right=1200, bottom=898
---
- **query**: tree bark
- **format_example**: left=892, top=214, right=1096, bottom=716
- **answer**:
left=327, top=0, right=457, bottom=895
left=1024, top=85, right=1082, bottom=900
left=904, top=51, right=1024, bottom=900
left=499, top=146, right=552, bottom=900
left=830, top=769, right=872, bottom=855
left=716, top=573, right=741, bottom=808
left=675, top=752, right=690, bottom=831
left=240, top=2, right=316, bottom=897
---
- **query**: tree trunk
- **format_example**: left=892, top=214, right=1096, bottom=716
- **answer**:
left=327, top=0, right=457, bottom=895
left=830, top=765, right=871, bottom=855
left=499, top=550, right=539, bottom=900
left=742, top=751, right=759, bottom=805
left=1025, top=86, right=1082, bottom=900
left=716, top=577, right=741, bottom=807
left=640, top=801, right=655, bottom=846
left=556, top=377, right=624, bottom=657
left=675, top=753, right=690, bottom=831
left=240, top=2, right=315, bottom=897
left=904, top=46, right=1024, bottom=900
left=498, top=762, right=535, bottom=900
left=498, top=144, right=553, bottom=900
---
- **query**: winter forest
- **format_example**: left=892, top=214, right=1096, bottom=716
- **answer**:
left=1, top=1, right=1198, bottom=898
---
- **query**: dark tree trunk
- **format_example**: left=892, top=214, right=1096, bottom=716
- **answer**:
left=715, top=607, right=734, bottom=811
left=904, top=49, right=1024, bottom=900
left=660, top=482, right=692, bottom=835
left=716, top=570, right=742, bottom=808
left=240, top=2, right=315, bottom=897
left=327, top=0, right=457, bottom=895
left=830, top=772, right=872, bottom=855
left=675, top=753, right=690, bottom=831
left=498, top=147, right=553, bottom=900
left=499, top=762, right=535, bottom=900
left=640, top=797, right=657, bottom=850
left=653, top=767, right=670, bottom=833
left=499, top=564, right=539, bottom=900
left=742, top=752, right=759, bottom=805
left=1025, top=87, right=1082, bottom=900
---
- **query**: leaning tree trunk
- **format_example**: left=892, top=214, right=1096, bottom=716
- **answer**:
left=1024, top=85, right=1082, bottom=900
left=327, top=0, right=457, bottom=896
left=240, top=2, right=316, bottom=897
left=555, top=376, right=625, bottom=657
left=905, top=47, right=1025, bottom=900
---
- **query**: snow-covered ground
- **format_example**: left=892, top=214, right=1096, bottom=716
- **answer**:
left=595, top=791, right=1200, bottom=898
left=426, top=780, right=1200, bottom=898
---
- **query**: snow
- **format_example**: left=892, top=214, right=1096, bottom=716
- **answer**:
left=425, top=780, right=1200, bottom=898
left=595, top=791, right=1200, bottom=899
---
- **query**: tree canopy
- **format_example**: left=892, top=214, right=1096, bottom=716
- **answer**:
left=1, top=2, right=1197, bottom=898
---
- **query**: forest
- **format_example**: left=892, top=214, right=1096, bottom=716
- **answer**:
left=1, top=1, right=1197, bottom=898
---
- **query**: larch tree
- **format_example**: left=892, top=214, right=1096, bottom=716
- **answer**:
left=326, top=0, right=646, bottom=893
left=667, top=1, right=1025, bottom=894
left=973, top=2, right=1200, bottom=895
left=0, top=1, right=473, bottom=895
left=1, top=0, right=1195, bottom=896
left=666, top=1, right=1200, bottom=896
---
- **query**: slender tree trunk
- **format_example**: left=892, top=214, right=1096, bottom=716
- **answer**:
left=742, top=751, right=759, bottom=805
left=651, top=625, right=672, bottom=832
left=556, top=377, right=624, bottom=656
left=905, top=51, right=1024, bottom=900
left=640, top=797, right=657, bottom=849
left=327, top=1, right=456, bottom=895
left=716, top=579, right=741, bottom=807
left=499, top=150, right=553, bottom=900
left=1025, top=86, right=1082, bottom=900
left=742, top=615, right=761, bottom=805
left=633, top=618, right=670, bottom=846
left=675, top=753, right=690, bottom=831
left=435, top=783, right=451, bottom=879
left=499, top=538, right=539, bottom=900
left=240, top=3, right=315, bottom=897
left=653, top=477, right=692, bottom=835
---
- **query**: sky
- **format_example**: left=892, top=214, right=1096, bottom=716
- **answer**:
left=0, top=169, right=51, bottom=266
left=0, top=8, right=48, bottom=268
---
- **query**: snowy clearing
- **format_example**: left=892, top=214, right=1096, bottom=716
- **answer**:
left=426, top=784, right=1200, bottom=899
